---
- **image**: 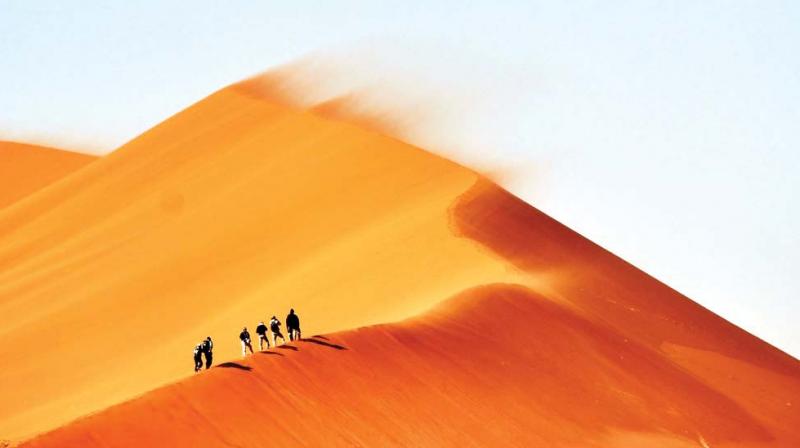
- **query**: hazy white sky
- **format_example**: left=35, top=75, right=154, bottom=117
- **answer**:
left=2, top=1, right=798, bottom=357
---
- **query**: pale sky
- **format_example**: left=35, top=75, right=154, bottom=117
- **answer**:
left=2, top=1, right=798, bottom=357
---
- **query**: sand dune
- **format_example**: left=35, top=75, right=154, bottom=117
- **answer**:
left=0, top=141, right=96, bottom=210
left=2, top=74, right=798, bottom=445
left=0, top=80, right=524, bottom=440
left=22, top=284, right=800, bottom=447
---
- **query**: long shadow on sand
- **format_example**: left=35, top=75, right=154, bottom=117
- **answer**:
left=216, top=362, right=252, bottom=371
left=303, top=337, right=348, bottom=350
left=257, top=351, right=284, bottom=357
left=276, top=345, right=298, bottom=351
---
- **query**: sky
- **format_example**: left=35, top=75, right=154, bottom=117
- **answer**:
left=1, top=1, right=798, bottom=357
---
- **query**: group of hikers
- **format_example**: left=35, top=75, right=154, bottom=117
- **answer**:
left=193, top=308, right=301, bottom=372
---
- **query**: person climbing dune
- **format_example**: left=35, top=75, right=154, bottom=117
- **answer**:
left=256, top=321, right=270, bottom=350
left=286, top=308, right=301, bottom=341
left=193, top=343, right=203, bottom=372
left=201, top=336, right=213, bottom=369
left=270, top=315, right=286, bottom=346
left=240, top=327, right=254, bottom=356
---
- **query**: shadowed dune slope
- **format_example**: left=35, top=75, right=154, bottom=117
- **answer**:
left=22, top=284, right=800, bottom=448
left=0, top=141, right=96, bottom=209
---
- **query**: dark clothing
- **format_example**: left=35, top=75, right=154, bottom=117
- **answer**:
left=286, top=313, right=300, bottom=330
left=287, top=312, right=301, bottom=341
left=193, top=346, right=203, bottom=372
left=286, top=313, right=300, bottom=341
left=201, top=339, right=214, bottom=369
left=270, top=319, right=285, bottom=344
left=256, top=324, right=268, bottom=336
left=240, top=329, right=254, bottom=355
left=204, top=350, right=213, bottom=369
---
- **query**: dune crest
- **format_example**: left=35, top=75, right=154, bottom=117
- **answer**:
left=21, top=284, right=797, bottom=447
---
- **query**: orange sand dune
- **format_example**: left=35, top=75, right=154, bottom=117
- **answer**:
left=22, top=284, right=800, bottom=447
left=0, top=141, right=96, bottom=209
left=0, top=81, right=525, bottom=440
left=2, top=74, right=798, bottom=445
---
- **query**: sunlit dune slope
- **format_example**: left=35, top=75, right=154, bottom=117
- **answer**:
left=0, top=141, right=96, bottom=209
left=0, top=81, right=526, bottom=440
left=23, top=284, right=800, bottom=448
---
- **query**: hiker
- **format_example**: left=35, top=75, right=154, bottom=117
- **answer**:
left=286, top=308, right=301, bottom=341
left=270, top=315, right=286, bottom=346
left=240, top=327, right=254, bottom=356
left=193, top=343, right=204, bottom=372
left=256, top=321, right=270, bottom=350
left=202, top=336, right=214, bottom=369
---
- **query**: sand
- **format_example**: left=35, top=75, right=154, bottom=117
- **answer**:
left=22, top=284, right=800, bottom=447
left=2, top=75, right=798, bottom=446
left=0, top=141, right=96, bottom=210
left=0, top=81, right=522, bottom=440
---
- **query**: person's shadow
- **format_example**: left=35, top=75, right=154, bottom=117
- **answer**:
left=303, top=336, right=347, bottom=350
left=216, top=362, right=252, bottom=371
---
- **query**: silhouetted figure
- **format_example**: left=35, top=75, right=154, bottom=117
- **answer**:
left=256, top=321, right=270, bottom=350
left=286, top=309, right=301, bottom=341
left=202, top=336, right=214, bottom=369
left=270, top=316, right=286, bottom=346
left=193, top=343, right=203, bottom=372
left=240, top=327, right=254, bottom=356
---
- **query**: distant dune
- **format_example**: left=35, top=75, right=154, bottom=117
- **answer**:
left=0, top=141, right=96, bottom=209
left=1, top=74, right=798, bottom=446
